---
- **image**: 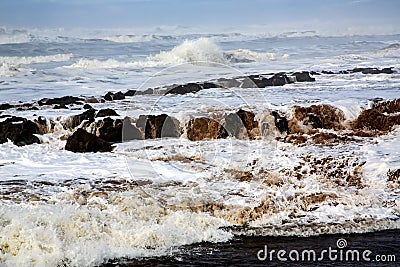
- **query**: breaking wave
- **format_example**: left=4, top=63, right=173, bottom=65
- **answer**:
left=0, top=54, right=74, bottom=65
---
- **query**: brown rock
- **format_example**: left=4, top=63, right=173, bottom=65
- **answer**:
left=353, top=109, right=400, bottom=131
left=63, top=109, right=96, bottom=130
left=186, top=117, right=228, bottom=141
left=137, top=114, right=181, bottom=139
left=372, top=98, right=400, bottom=114
left=224, top=109, right=259, bottom=139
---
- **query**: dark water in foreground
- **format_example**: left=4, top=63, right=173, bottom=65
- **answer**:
left=103, top=229, right=399, bottom=266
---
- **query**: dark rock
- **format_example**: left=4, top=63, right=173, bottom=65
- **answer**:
left=201, top=82, right=220, bottom=89
left=0, top=103, right=14, bottom=110
left=351, top=67, right=394, bottom=75
left=0, top=116, right=40, bottom=146
left=38, top=96, right=83, bottom=106
left=271, top=111, right=289, bottom=133
left=65, top=128, right=112, bottom=153
left=34, top=116, right=50, bottom=134
left=85, top=97, right=100, bottom=104
left=321, top=70, right=335, bottom=74
left=353, top=109, right=400, bottom=131
left=96, top=108, right=119, bottom=117
left=137, top=114, right=181, bottom=139
left=53, top=104, right=68, bottom=109
left=387, top=169, right=400, bottom=183
left=95, top=117, right=143, bottom=142
left=83, top=104, right=93, bottom=109
left=216, top=78, right=241, bottom=88
left=104, top=91, right=125, bottom=101
left=292, top=71, right=316, bottom=82
left=372, top=98, right=400, bottom=114
left=124, top=90, right=137, bottom=97
left=63, top=109, right=96, bottom=130
left=166, top=83, right=202, bottom=95
left=186, top=117, right=228, bottom=141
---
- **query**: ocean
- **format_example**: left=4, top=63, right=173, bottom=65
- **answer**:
left=0, top=27, right=399, bottom=266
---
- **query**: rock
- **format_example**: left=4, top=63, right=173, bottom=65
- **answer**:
left=292, top=71, right=316, bottom=82
left=34, top=116, right=51, bottom=134
left=166, top=83, right=202, bottom=95
left=96, top=117, right=142, bottom=142
left=311, top=132, right=355, bottom=145
left=216, top=78, right=241, bottom=88
left=137, top=114, right=181, bottom=139
left=65, top=128, right=112, bottom=153
left=104, top=91, right=125, bottom=101
left=201, top=82, right=220, bottom=89
left=38, top=96, right=83, bottom=106
left=124, top=89, right=137, bottom=97
left=224, top=109, right=259, bottom=139
left=53, top=104, right=68, bottom=109
left=96, top=108, right=119, bottom=117
left=387, top=169, right=400, bottom=183
left=186, top=117, right=228, bottom=141
left=372, top=98, right=400, bottom=114
left=352, top=67, right=394, bottom=74
left=353, top=109, right=400, bottom=131
left=0, top=116, right=40, bottom=146
left=63, top=109, right=96, bottom=130
left=271, top=111, right=289, bottom=133
left=0, top=103, right=14, bottom=110
left=85, top=97, right=100, bottom=103
left=288, top=104, right=345, bottom=133
left=83, top=104, right=93, bottom=109
left=265, top=73, right=289, bottom=86
left=321, top=70, right=335, bottom=74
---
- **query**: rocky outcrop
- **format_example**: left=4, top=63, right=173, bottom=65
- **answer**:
left=166, top=83, right=202, bottom=95
left=124, top=90, right=137, bottom=97
left=65, top=128, right=112, bottom=153
left=0, top=103, right=14, bottom=110
left=96, top=117, right=142, bottom=142
left=38, top=96, right=83, bottom=106
left=372, top=98, right=400, bottom=114
left=104, top=91, right=125, bottom=101
left=186, top=117, right=228, bottom=141
left=352, top=109, right=400, bottom=131
left=0, top=116, right=40, bottom=146
left=96, top=108, right=119, bottom=117
left=351, top=67, right=394, bottom=75
left=292, top=71, right=316, bottom=82
left=288, top=104, right=345, bottom=134
left=271, top=111, right=289, bottom=133
left=137, top=114, right=181, bottom=139
left=224, top=109, right=259, bottom=139
left=63, top=109, right=96, bottom=130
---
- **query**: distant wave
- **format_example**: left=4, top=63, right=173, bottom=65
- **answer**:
left=0, top=28, right=32, bottom=44
left=65, top=38, right=286, bottom=69
left=0, top=54, right=74, bottom=65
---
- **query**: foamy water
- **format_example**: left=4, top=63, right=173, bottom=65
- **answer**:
left=0, top=28, right=399, bottom=266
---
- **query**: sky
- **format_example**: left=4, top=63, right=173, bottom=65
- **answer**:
left=0, top=0, right=399, bottom=35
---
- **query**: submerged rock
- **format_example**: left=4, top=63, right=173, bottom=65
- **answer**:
left=292, top=71, right=316, bottom=82
left=65, top=128, right=112, bottom=153
left=186, top=117, right=228, bottom=141
left=137, top=114, right=181, bottom=139
left=351, top=67, right=394, bottom=74
left=0, top=116, right=40, bottom=146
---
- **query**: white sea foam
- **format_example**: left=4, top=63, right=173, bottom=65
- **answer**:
left=0, top=29, right=31, bottom=44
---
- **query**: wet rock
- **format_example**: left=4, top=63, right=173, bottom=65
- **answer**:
left=83, top=104, right=93, bottom=109
left=387, top=169, right=400, bottom=183
left=186, top=117, right=228, bottom=141
left=353, top=109, right=400, bottom=131
left=271, top=111, right=289, bottom=133
left=85, top=97, right=100, bottom=103
left=137, top=114, right=181, bottom=139
left=38, top=96, right=83, bottom=106
left=166, top=83, right=202, bottom=95
left=135, top=88, right=154, bottom=95
left=104, top=91, right=125, bottom=101
left=65, top=128, right=112, bottom=153
left=321, top=70, right=335, bottom=74
left=124, top=89, right=137, bottom=97
left=372, top=98, right=400, bottom=114
left=0, top=116, right=40, bottom=146
left=63, top=109, right=96, bottom=130
left=311, top=132, right=356, bottom=145
left=216, top=78, right=241, bottom=88
left=246, top=73, right=289, bottom=88
left=201, top=82, right=221, bottom=89
left=225, top=109, right=259, bottom=139
left=264, top=73, right=289, bottom=86
left=351, top=67, right=394, bottom=74
left=96, top=117, right=142, bottom=142
left=34, top=116, right=51, bottom=134
left=96, top=108, right=119, bottom=117
left=0, top=103, right=14, bottom=110
left=288, top=104, right=345, bottom=133
left=292, top=71, right=316, bottom=82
